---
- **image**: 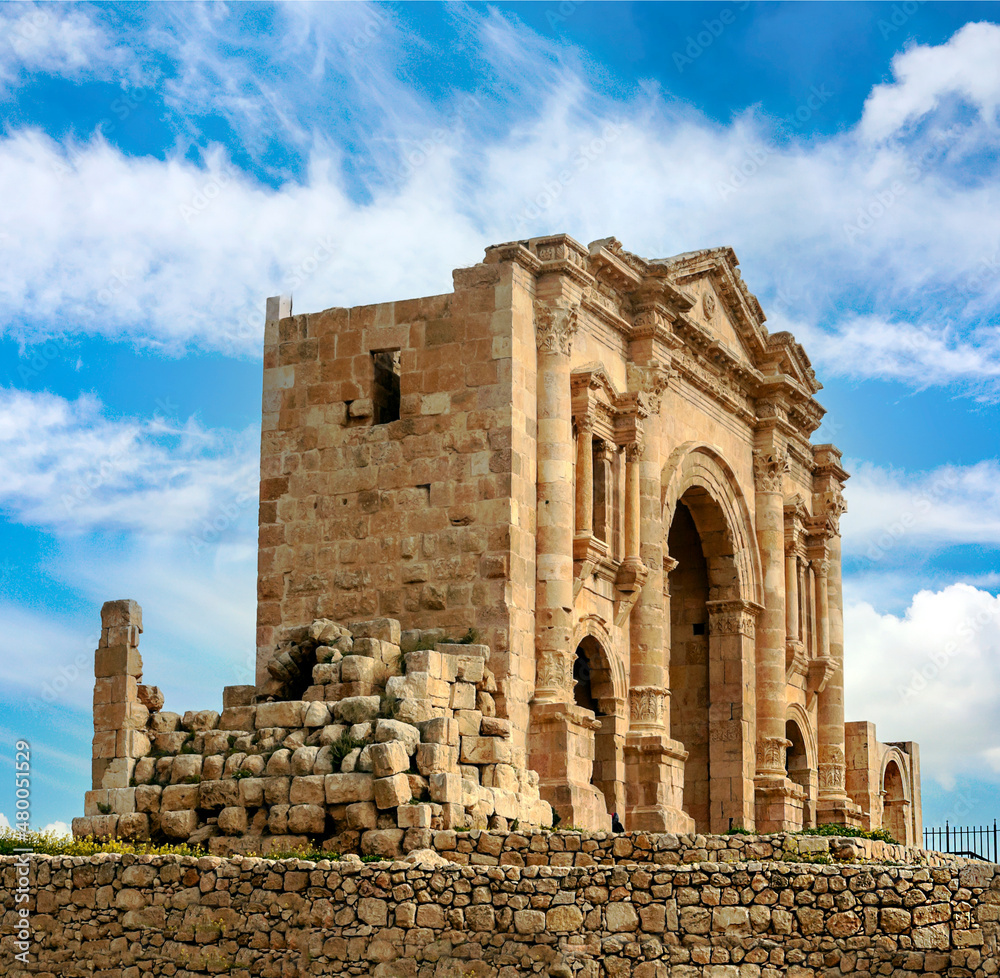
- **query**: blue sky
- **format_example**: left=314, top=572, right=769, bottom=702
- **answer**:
left=1, top=1, right=999, bottom=835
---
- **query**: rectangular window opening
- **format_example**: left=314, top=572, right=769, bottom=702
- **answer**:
left=372, top=350, right=401, bottom=425
left=693, top=622, right=706, bottom=636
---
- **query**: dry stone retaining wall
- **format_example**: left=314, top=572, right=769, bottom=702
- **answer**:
left=2, top=850, right=998, bottom=977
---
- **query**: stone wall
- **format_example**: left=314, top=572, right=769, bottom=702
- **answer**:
left=3, top=848, right=997, bottom=977
left=75, top=609, right=552, bottom=852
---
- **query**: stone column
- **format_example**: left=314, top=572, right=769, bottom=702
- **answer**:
left=575, top=417, right=593, bottom=537
left=785, top=552, right=799, bottom=651
left=529, top=300, right=609, bottom=831
left=814, top=556, right=830, bottom=661
left=593, top=441, right=615, bottom=546
left=78, top=599, right=155, bottom=841
left=532, top=302, right=578, bottom=705
left=623, top=442, right=643, bottom=572
left=752, top=447, right=790, bottom=778
left=817, top=528, right=858, bottom=823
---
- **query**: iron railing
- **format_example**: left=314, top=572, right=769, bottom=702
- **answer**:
left=923, top=820, right=998, bottom=863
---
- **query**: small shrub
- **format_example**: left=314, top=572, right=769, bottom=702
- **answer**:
left=97, top=802, right=112, bottom=815
left=378, top=693, right=401, bottom=720
left=455, top=628, right=480, bottom=645
left=232, top=769, right=254, bottom=781
left=329, top=730, right=368, bottom=768
left=181, top=775, right=202, bottom=785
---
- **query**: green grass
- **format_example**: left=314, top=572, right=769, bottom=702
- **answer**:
left=329, top=730, right=368, bottom=767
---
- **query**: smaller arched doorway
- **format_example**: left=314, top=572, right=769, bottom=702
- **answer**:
left=573, top=636, right=624, bottom=821
left=785, top=719, right=813, bottom=828
left=882, top=759, right=908, bottom=844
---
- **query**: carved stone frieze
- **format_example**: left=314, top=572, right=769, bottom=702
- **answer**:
left=536, top=648, right=573, bottom=698
left=818, top=745, right=846, bottom=791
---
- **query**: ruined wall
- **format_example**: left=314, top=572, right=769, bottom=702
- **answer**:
left=256, top=264, right=531, bottom=723
left=4, top=849, right=997, bottom=978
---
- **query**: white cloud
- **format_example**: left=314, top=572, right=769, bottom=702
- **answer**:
left=0, top=388, right=258, bottom=536
left=845, top=584, right=1000, bottom=789
left=0, top=3, right=138, bottom=91
left=0, top=812, right=10, bottom=832
left=840, top=459, right=1000, bottom=559
left=860, top=22, right=1000, bottom=142
left=0, top=10, right=997, bottom=396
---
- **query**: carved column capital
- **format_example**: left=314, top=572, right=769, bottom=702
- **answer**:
left=753, top=447, right=790, bottom=493
left=535, top=302, right=579, bottom=356
left=706, top=598, right=760, bottom=637
left=625, top=441, right=645, bottom=464
left=756, top=735, right=792, bottom=776
left=826, top=489, right=848, bottom=535
left=535, top=648, right=574, bottom=701
left=629, top=685, right=668, bottom=727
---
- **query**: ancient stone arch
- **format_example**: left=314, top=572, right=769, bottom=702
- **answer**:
left=786, top=703, right=818, bottom=826
left=880, top=749, right=911, bottom=845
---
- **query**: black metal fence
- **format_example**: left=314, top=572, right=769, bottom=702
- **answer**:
left=924, top=820, right=998, bottom=863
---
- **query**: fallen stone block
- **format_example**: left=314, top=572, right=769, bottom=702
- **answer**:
left=288, top=804, right=326, bottom=835
left=182, top=710, right=220, bottom=732
left=333, top=696, right=380, bottom=724
left=374, top=773, right=412, bottom=808
left=370, top=740, right=410, bottom=778
left=375, top=719, right=420, bottom=754
left=303, top=701, right=332, bottom=728
left=161, top=809, right=198, bottom=839
left=256, top=700, right=307, bottom=729
left=349, top=618, right=401, bottom=645
left=218, top=806, right=248, bottom=836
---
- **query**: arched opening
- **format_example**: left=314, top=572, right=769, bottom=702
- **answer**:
left=668, top=501, right=711, bottom=830
left=785, top=719, right=811, bottom=825
left=882, top=759, right=907, bottom=844
left=573, top=636, right=622, bottom=820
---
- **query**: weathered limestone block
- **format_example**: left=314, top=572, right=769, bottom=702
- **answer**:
left=375, top=773, right=412, bottom=808
left=148, top=710, right=181, bottom=735
left=418, top=716, right=460, bottom=746
left=318, top=724, right=347, bottom=746
left=132, top=757, right=155, bottom=784
left=182, top=710, right=220, bottom=732
left=222, top=685, right=255, bottom=707
left=198, top=780, right=240, bottom=810
left=310, top=618, right=351, bottom=644
left=375, top=719, right=420, bottom=754
left=95, top=646, right=142, bottom=679
left=387, top=673, right=449, bottom=703
left=415, top=743, right=458, bottom=776
left=219, top=705, right=256, bottom=731
left=288, top=804, right=326, bottom=834
left=404, top=649, right=443, bottom=677
left=361, top=828, right=404, bottom=858
left=268, top=805, right=289, bottom=835
left=429, top=772, right=462, bottom=805
left=333, top=696, right=380, bottom=724
left=136, top=685, right=164, bottom=712
left=313, top=663, right=340, bottom=684
left=116, top=812, right=150, bottom=841
left=170, top=755, right=203, bottom=784
left=256, top=701, right=307, bottom=729
left=152, top=731, right=189, bottom=754
left=341, top=656, right=377, bottom=684
left=264, top=777, right=290, bottom=805
left=201, top=731, right=231, bottom=754
left=266, top=749, right=292, bottom=776
left=395, top=698, right=439, bottom=725
left=397, top=803, right=432, bottom=828
left=341, top=747, right=363, bottom=773
left=134, top=784, right=161, bottom=813
left=356, top=744, right=375, bottom=772
left=289, top=775, right=326, bottom=806
left=325, top=772, right=375, bottom=804
left=477, top=691, right=496, bottom=716
left=480, top=717, right=511, bottom=737
left=160, top=809, right=198, bottom=839
left=450, top=682, right=477, bottom=711
left=370, top=741, right=410, bottom=778
left=291, top=746, right=319, bottom=775
left=455, top=710, right=482, bottom=737
left=223, top=752, right=248, bottom=777
left=482, top=763, right=518, bottom=792
left=217, top=806, right=248, bottom=836
left=349, top=618, right=401, bottom=644
left=346, top=801, right=377, bottom=830
left=312, top=745, right=335, bottom=775
left=460, top=736, right=511, bottom=765
left=161, top=784, right=199, bottom=811
left=237, top=777, right=265, bottom=807
left=303, top=701, right=331, bottom=728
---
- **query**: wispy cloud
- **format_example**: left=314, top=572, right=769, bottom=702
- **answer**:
left=0, top=387, right=258, bottom=535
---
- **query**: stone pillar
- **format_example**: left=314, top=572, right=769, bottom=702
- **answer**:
left=752, top=447, right=790, bottom=777
left=593, top=441, right=615, bottom=545
left=532, top=302, right=577, bottom=706
left=785, top=551, right=799, bottom=650
left=79, top=599, right=154, bottom=840
left=814, top=557, right=830, bottom=661
left=623, top=442, right=642, bottom=570
left=575, top=417, right=593, bottom=536
left=529, top=300, right=610, bottom=831
left=752, top=446, right=801, bottom=831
